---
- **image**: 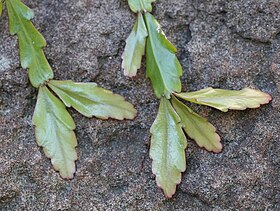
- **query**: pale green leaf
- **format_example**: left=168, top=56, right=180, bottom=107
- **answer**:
left=175, top=87, right=272, bottom=112
left=171, top=96, right=222, bottom=153
left=6, top=0, right=53, bottom=87
left=32, top=86, right=77, bottom=179
left=128, top=0, right=156, bottom=13
left=150, top=98, right=187, bottom=198
left=48, top=80, right=137, bottom=120
left=145, top=13, right=182, bottom=99
left=122, top=13, right=147, bottom=77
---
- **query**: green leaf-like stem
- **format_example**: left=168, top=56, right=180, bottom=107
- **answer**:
left=6, top=0, right=53, bottom=87
left=128, top=0, right=156, bottom=13
left=0, top=1, right=3, bottom=16
left=33, top=86, right=77, bottom=179
left=48, top=80, right=137, bottom=120
left=144, top=13, right=182, bottom=99
left=175, top=87, right=272, bottom=112
left=171, top=96, right=222, bottom=153
left=122, top=13, right=148, bottom=77
left=150, top=98, right=187, bottom=198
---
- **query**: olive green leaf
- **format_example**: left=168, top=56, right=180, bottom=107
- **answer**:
left=33, top=86, right=77, bottom=179
left=128, top=0, right=156, bottom=13
left=171, top=96, right=222, bottom=153
left=0, top=1, right=3, bottom=16
left=150, top=98, right=187, bottom=198
left=6, top=0, right=53, bottom=87
left=175, top=87, right=272, bottom=112
left=144, top=13, right=182, bottom=99
left=122, top=13, right=148, bottom=77
left=48, top=80, right=137, bottom=120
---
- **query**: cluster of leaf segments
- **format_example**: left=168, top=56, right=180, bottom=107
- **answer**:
left=1, top=0, right=137, bottom=178
left=122, top=0, right=272, bottom=198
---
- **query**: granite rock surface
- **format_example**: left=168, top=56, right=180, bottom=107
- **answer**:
left=0, top=0, right=279, bottom=210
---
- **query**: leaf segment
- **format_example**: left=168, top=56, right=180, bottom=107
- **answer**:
left=3, top=0, right=137, bottom=178
left=123, top=0, right=272, bottom=198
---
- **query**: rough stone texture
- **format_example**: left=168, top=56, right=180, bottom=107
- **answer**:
left=0, top=0, right=279, bottom=210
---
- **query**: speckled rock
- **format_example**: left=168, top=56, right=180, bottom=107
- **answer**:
left=0, top=0, right=279, bottom=210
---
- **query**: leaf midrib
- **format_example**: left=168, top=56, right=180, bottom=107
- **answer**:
left=43, top=89, right=71, bottom=129
left=145, top=14, right=169, bottom=97
left=52, top=85, right=130, bottom=112
left=160, top=101, right=173, bottom=185
left=182, top=92, right=268, bottom=102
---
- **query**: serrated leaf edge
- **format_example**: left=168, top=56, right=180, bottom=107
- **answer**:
left=32, top=86, right=78, bottom=179
left=175, top=87, right=272, bottom=112
left=48, top=80, right=137, bottom=120
left=150, top=98, right=187, bottom=198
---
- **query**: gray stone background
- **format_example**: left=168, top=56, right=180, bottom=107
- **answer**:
left=0, top=0, right=279, bottom=210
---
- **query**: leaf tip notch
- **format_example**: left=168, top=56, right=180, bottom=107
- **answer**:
left=244, top=88, right=272, bottom=106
